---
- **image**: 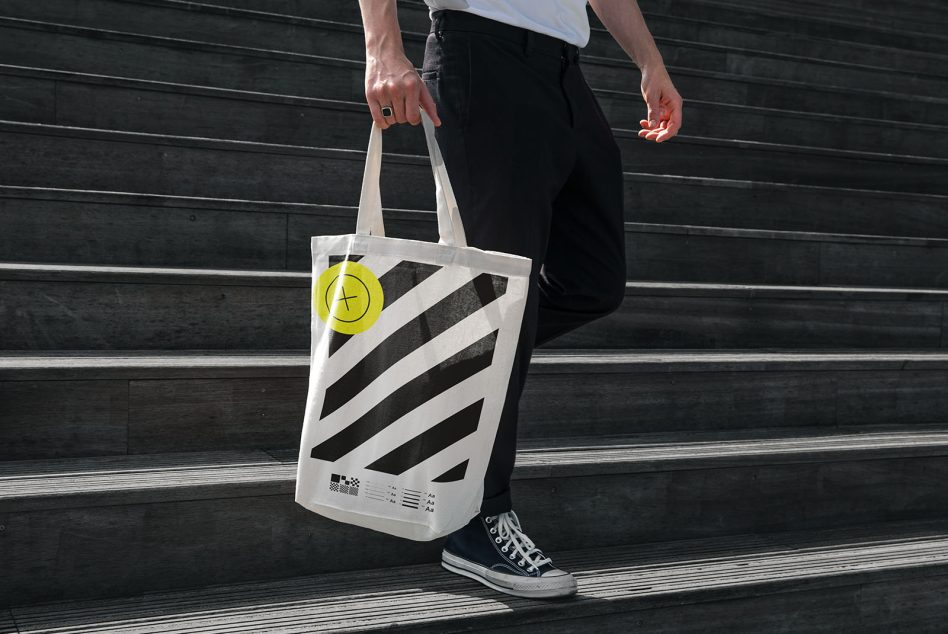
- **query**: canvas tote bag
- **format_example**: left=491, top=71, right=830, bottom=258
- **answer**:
left=294, top=108, right=532, bottom=541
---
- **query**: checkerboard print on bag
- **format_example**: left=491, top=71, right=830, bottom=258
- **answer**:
left=329, top=473, right=360, bottom=496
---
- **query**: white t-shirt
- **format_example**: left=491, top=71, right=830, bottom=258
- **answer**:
left=424, top=0, right=591, bottom=48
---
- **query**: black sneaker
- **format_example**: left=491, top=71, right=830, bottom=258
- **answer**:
left=441, top=510, right=577, bottom=598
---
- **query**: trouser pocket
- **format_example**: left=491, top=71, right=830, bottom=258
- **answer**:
left=422, top=30, right=471, bottom=130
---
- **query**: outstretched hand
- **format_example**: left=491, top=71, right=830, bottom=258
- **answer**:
left=638, top=63, right=683, bottom=142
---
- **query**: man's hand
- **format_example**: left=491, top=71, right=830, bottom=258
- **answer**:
left=365, top=51, right=441, bottom=130
left=588, top=0, right=683, bottom=143
left=638, top=62, right=682, bottom=143
left=359, top=0, right=439, bottom=129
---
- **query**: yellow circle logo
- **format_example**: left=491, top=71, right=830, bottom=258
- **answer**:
left=315, top=261, right=384, bottom=334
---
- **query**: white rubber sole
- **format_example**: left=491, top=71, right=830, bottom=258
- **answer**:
left=441, top=550, right=578, bottom=599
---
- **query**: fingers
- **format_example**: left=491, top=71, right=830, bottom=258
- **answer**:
left=670, top=95, right=684, bottom=135
left=365, top=102, right=385, bottom=129
left=654, top=120, right=676, bottom=142
left=654, top=94, right=683, bottom=143
left=367, top=70, right=436, bottom=128
left=365, top=83, right=393, bottom=129
left=638, top=111, right=665, bottom=141
left=405, top=88, right=421, bottom=125
left=419, top=83, right=441, bottom=126
left=638, top=118, right=656, bottom=139
left=386, top=80, right=410, bottom=125
left=638, top=93, right=684, bottom=143
left=642, top=120, right=667, bottom=142
left=654, top=118, right=678, bottom=142
left=644, top=91, right=660, bottom=130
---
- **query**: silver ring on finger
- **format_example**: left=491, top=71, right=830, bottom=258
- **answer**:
left=380, top=105, right=394, bottom=118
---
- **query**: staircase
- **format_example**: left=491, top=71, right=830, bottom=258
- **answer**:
left=2, top=0, right=948, bottom=630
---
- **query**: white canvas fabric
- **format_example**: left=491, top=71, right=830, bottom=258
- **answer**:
left=294, top=109, right=532, bottom=541
left=424, top=0, right=591, bottom=47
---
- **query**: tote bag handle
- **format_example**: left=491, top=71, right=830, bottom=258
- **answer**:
left=355, top=107, right=469, bottom=248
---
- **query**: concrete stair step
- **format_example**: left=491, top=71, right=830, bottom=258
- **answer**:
left=624, top=222, right=948, bottom=288
left=806, top=0, right=948, bottom=19
left=639, top=37, right=948, bottom=98
left=205, top=0, right=431, bottom=32
left=589, top=13, right=948, bottom=78
left=625, top=175, right=948, bottom=240
left=4, top=179, right=945, bottom=269
left=5, top=65, right=946, bottom=160
left=2, top=120, right=946, bottom=222
left=599, top=90, right=948, bottom=160
left=6, top=519, right=948, bottom=631
left=582, top=55, right=948, bottom=126
left=814, top=0, right=948, bottom=12
left=633, top=0, right=948, bottom=54
left=3, top=427, right=948, bottom=607
left=0, top=118, right=430, bottom=209
left=701, top=0, right=948, bottom=36
left=759, top=0, right=948, bottom=20
left=560, top=281, right=948, bottom=350
left=2, top=350, right=947, bottom=460
left=13, top=520, right=948, bottom=631
left=2, top=17, right=947, bottom=127
left=2, top=259, right=947, bottom=351
left=0, top=16, right=367, bottom=103
left=614, top=134, right=948, bottom=196
left=4, top=1, right=947, bottom=99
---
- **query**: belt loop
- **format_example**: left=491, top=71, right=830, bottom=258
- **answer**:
left=443, top=13, right=449, bottom=40
left=523, top=29, right=534, bottom=56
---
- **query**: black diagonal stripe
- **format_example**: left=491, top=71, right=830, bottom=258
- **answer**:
left=321, top=271, right=508, bottom=419
left=327, top=260, right=444, bottom=357
left=432, top=459, right=469, bottom=483
left=310, top=329, right=498, bottom=462
left=327, top=253, right=363, bottom=266
left=364, top=400, right=482, bottom=475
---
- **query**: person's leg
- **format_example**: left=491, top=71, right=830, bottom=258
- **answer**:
left=422, top=11, right=625, bottom=600
left=469, top=45, right=626, bottom=521
left=421, top=11, right=576, bottom=517
left=535, top=53, right=627, bottom=348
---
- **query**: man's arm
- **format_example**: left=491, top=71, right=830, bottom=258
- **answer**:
left=587, top=0, right=682, bottom=142
left=358, top=0, right=441, bottom=128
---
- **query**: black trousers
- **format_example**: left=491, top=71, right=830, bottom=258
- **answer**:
left=422, top=9, right=627, bottom=517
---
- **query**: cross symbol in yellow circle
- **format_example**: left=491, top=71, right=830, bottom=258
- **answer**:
left=315, top=260, right=384, bottom=335
left=335, top=288, right=358, bottom=311
left=325, top=273, right=371, bottom=323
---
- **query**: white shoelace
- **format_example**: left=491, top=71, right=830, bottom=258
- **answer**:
left=486, top=510, right=552, bottom=573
